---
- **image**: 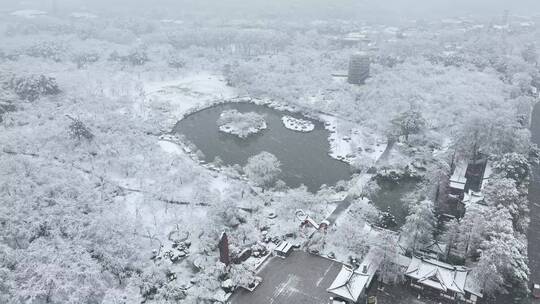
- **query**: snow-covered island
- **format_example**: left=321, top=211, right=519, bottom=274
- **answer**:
left=217, top=109, right=267, bottom=138
left=281, top=115, right=315, bottom=132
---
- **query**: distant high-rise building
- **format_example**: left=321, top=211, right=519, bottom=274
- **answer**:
left=502, top=9, right=509, bottom=26
left=348, top=52, right=370, bottom=85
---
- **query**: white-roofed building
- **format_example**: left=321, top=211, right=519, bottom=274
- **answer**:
left=274, top=241, right=293, bottom=258
left=449, top=160, right=468, bottom=194
left=449, top=157, right=492, bottom=196
left=419, top=241, right=448, bottom=260
left=327, top=266, right=367, bottom=303
left=327, top=249, right=382, bottom=303
left=448, top=157, right=492, bottom=217
left=405, top=256, right=482, bottom=303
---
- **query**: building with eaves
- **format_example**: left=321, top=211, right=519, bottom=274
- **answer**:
left=405, top=256, right=483, bottom=304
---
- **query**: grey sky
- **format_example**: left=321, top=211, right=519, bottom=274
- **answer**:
left=3, top=0, right=540, bottom=20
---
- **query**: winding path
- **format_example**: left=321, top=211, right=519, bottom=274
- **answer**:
left=325, top=194, right=354, bottom=225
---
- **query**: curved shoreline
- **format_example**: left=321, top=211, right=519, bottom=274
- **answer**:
left=171, top=97, right=385, bottom=168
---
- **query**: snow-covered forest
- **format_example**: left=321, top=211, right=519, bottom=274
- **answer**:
left=1, top=1, right=540, bottom=304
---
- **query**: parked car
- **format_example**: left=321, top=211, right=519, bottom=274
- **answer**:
left=241, top=276, right=262, bottom=292
left=367, top=296, right=378, bottom=304
left=533, top=283, right=540, bottom=298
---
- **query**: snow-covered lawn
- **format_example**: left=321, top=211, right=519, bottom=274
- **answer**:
left=158, top=140, right=185, bottom=155
left=143, top=72, right=237, bottom=123
left=281, top=115, right=315, bottom=132
left=321, top=114, right=386, bottom=166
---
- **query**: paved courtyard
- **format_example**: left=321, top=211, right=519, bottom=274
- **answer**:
left=229, top=250, right=484, bottom=304
left=229, top=250, right=343, bottom=304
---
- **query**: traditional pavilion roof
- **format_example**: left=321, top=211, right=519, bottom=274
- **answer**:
left=327, top=250, right=381, bottom=302
left=406, top=256, right=468, bottom=294
left=327, top=265, right=370, bottom=302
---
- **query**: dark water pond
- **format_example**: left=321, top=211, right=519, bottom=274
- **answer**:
left=370, top=179, right=418, bottom=228
left=173, top=102, right=352, bottom=192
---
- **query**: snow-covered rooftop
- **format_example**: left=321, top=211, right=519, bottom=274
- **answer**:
left=274, top=242, right=293, bottom=255
left=449, top=161, right=468, bottom=190
left=406, top=256, right=469, bottom=294
left=327, top=249, right=381, bottom=302
left=327, top=266, right=369, bottom=301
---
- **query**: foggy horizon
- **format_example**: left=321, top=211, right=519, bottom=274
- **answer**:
left=2, top=0, right=540, bottom=21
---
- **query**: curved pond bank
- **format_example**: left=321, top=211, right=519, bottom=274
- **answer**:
left=173, top=102, right=352, bottom=192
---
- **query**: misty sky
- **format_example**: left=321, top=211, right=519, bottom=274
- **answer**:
left=2, top=0, right=540, bottom=21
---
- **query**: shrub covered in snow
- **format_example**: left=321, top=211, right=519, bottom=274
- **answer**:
left=167, top=54, right=186, bottom=69
left=26, top=41, right=65, bottom=62
left=126, top=51, right=150, bottom=66
left=400, top=199, right=436, bottom=251
left=244, top=151, right=281, bottom=188
left=229, top=263, right=258, bottom=289
left=390, top=110, right=426, bottom=141
left=109, top=50, right=150, bottom=66
left=494, top=152, right=530, bottom=185
left=10, top=75, right=61, bottom=101
left=374, top=167, right=421, bottom=184
left=5, top=22, right=41, bottom=37
left=73, top=52, right=100, bottom=68
left=67, top=116, right=94, bottom=142
left=217, top=109, right=267, bottom=138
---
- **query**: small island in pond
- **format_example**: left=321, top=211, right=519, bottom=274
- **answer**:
left=281, top=115, right=315, bottom=132
left=217, top=109, right=267, bottom=138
